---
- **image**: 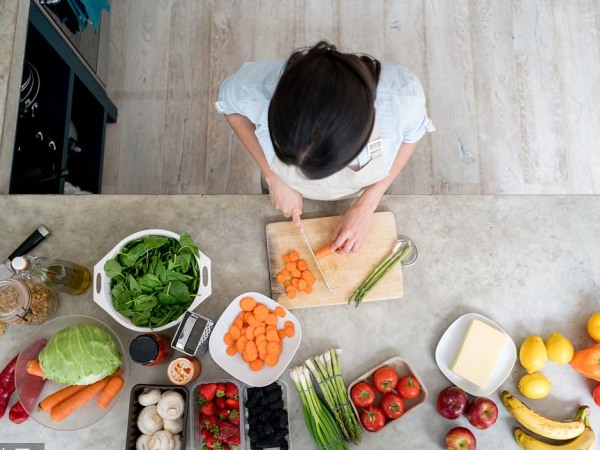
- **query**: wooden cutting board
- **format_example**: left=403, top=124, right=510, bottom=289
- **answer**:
left=266, top=211, right=403, bottom=309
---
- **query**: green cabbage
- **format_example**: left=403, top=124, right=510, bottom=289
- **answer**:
left=39, top=324, right=121, bottom=385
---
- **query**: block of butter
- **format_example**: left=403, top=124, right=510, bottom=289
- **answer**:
left=451, top=319, right=507, bottom=387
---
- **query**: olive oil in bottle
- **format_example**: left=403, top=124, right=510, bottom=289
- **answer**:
left=12, top=255, right=90, bottom=295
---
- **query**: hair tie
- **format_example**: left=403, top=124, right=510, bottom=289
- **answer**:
left=326, top=47, right=331, bottom=52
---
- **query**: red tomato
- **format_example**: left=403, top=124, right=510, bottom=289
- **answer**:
left=593, top=384, right=600, bottom=407
left=351, top=382, right=377, bottom=408
left=360, top=406, right=385, bottom=432
left=381, top=392, right=405, bottom=420
left=397, top=376, right=421, bottom=399
left=372, top=366, right=398, bottom=393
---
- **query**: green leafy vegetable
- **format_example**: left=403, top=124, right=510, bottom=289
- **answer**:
left=39, top=324, right=121, bottom=385
left=104, top=232, right=201, bottom=328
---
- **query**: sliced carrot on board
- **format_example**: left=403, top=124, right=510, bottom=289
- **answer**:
left=276, top=273, right=287, bottom=284
left=285, top=261, right=297, bottom=272
left=287, top=288, right=297, bottom=299
left=291, top=269, right=301, bottom=278
left=297, top=259, right=308, bottom=271
left=315, top=244, right=334, bottom=259
left=305, top=285, right=313, bottom=294
left=297, top=279, right=308, bottom=291
left=282, top=253, right=291, bottom=263
left=291, top=278, right=299, bottom=288
left=288, top=251, right=299, bottom=262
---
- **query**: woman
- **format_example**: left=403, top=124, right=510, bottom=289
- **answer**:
left=215, top=42, right=434, bottom=253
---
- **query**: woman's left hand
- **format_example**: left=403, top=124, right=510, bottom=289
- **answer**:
left=331, top=202, right=375, bottom=253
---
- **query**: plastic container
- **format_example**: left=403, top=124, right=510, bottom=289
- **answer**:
left=242, top=379, right=292, bottom=450
left=125, top=384, right=189, bottom=450
left=347, top=356, right=428, bottom=431
left=92, top=229, right=212, bottom=332
left=192, top=378, right=245, bottom=449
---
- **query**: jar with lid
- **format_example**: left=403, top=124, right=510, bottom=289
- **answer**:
left=0, top=278, right=57, bottom=324
left=129, top=333, right=170, bottom=367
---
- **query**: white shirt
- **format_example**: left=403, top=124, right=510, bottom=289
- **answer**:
left=215, top=59, right=434, bottom=171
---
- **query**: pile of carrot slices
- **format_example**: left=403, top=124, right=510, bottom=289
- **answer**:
left=223, top=296, right=295, bottom=371
left=276, top=251, right=316, bottom=298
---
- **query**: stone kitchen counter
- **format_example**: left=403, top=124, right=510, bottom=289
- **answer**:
left=1, top=194, right=599, bottom=449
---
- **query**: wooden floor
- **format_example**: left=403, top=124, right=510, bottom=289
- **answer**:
left=102, top=0, right=600, bottom=195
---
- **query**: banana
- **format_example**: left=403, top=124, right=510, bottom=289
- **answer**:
left=501, top=391, right=585, bottom=440
left=514, top=426, right=595, bottom=450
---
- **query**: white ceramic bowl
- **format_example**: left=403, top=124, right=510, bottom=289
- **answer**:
left=14, top=315, right=128, bottom=431
left=93, top=229, right=211, bottom=332
left=209, top=292, right=302, bottom=387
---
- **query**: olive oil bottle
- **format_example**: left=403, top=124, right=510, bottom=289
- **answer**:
left=11, top=255, right=90, bottom=295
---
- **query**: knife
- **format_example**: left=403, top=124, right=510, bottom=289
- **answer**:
left=299, top=226, right=333, bottom=292
left=0, top=225, right=51, bottom=278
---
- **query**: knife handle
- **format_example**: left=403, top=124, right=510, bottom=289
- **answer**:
left=7, top=225, right=51, bottom=261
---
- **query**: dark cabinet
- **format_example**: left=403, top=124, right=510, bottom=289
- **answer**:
left=10, top=2, right=116, bottom=194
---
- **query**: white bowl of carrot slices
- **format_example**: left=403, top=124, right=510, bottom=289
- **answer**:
left=208, top=292, right=302, bottom=387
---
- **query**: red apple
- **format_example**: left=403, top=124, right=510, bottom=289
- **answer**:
left=466, top=397, right=498, bottom=429
left=445, top=427, right=476, bottom=450
left=437, top=386, right=468, bottom=419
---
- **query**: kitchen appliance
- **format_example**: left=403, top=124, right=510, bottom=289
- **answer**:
left=266, top=211, right=406, bottom=309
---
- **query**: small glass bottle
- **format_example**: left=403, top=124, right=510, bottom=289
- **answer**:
left=0, top=278, right=57, bottom=325
left=129, top=333, right=170, bottom=367
left=12, top=255, right=91, bottom=295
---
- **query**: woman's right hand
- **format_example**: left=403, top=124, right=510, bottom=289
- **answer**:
left=265, top=171, right=303, bottom=227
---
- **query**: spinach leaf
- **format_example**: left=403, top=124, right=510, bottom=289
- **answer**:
left=133, top=294, right=158, bottom=311
left=104, top=259, right=123, bottom=278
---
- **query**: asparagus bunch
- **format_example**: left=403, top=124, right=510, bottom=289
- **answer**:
left=290, top=365, right=348, bottom=450
left=306, top=349, right=362, bottom=445
left=348, top=241, right=412, bottom=307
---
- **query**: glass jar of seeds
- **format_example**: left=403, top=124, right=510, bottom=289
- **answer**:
left=0, top=278, right=57, bottom=325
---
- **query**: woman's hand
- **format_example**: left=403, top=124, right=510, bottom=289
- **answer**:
left=265, top=171, right=303, bottom=226
left=331, top=201, right=376, bottom=253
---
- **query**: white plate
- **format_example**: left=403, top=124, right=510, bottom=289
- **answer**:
left=209, top=292, right=302, bottom=387
left=435, top=313, right=516, bottom=396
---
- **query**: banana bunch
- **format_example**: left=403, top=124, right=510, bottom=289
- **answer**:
left=501, top=391, right=595, bottom=450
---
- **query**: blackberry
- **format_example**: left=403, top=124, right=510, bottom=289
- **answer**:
left=273, top=428, right=288, bottom=441
left=257, top=409, right=271, bottom=423
left=263, top=422, right=275, bottom=436
left=276, top=412, right=289, bottom=429
left=245, top=395, right=258, bottom=409
left=247, top=414, right=258, bottom=426
left=251, top=404, right=264, bottom=415
left=279, top=438, right=289, bottom=450
left=260, top=395, right=270, bottom=406
left=255, top=438, right=275, bottom=448
left=248, top=428, right=258, bottom=440
left=264, top=390, right=281, bottom=403
left=268, top=398, right=284, bottom=411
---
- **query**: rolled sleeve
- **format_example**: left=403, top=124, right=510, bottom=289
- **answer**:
left=215, top=74, right=241, bottom=115
left=402, top=79, right=435, bottom=143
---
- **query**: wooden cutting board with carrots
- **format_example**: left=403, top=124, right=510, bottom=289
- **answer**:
left=266, top=211, right=404, bottom=309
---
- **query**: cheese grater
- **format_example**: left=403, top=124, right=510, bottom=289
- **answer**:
left=171, top=311, right=214, bottom=356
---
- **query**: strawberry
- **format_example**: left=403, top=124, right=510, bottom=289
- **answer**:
left=216, top=408, right=229, bottom=420
left=216, top=421, right=238, bottom=439
left=200, top=402, right=216, bottom=416
left=204, top=434, right=216, bottom=448
left=201, top=414, right=218, bottom=430
left=224, top=382, right=239, bottom=398
left=225, top=398, right=239, bottom=409
left=215, top=397, right=227, bottom=409
left=199, top=383, right=217, bottom=404
left=222, top=445, right=232, bottom=450
left=225, top=430, right=241, bottom=446
left=216, top=382, right=226, bottom=398
left=228, top=409, right=240, bottom=426
left=201, top=427, right=209, bottom=438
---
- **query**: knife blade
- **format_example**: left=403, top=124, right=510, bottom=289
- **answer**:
left=0, top=225, right=51, bottom=278
left=299, top=226, right=333, bottom=292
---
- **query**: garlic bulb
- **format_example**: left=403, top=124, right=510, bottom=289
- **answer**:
left=149, top=430, right=175, bottom=450
left=137, top=405, right=164, bottom=435
left=136, top=434, right=152, bottom=450
left=138, top=388, right=162, bottom=406
left=163, top=417, right=184, bottom=434
left=157, top=391, right=185, bottom=420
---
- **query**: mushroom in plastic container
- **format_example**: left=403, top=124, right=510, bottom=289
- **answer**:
left=137, top=405, right=163, bottom=435
left=156, top=391, right=185, bottom=420
left=149, top=430, right=175, bottom=450
left=136, top=434, right=152, bottom=450
left=138, top=389, right=161, bottom=406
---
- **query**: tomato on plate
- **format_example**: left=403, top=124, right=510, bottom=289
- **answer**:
left=360, top=405, right=385, bottom=432
left=397, top=375, right=421, bottom=399
left=381, top=392, right=405, bottom=420
left=372, top=366, right=398, bottom=393
left=593, top=384, right=600, bottom=407
left=351, top=382, right=377, bottom=408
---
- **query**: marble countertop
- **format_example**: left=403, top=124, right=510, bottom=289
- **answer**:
left=1, top=194, right=599, bottom=450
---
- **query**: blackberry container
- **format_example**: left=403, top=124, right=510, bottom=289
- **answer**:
left=242, top=379, right=292, bottom=450
left=125, top=384, right=189, bottom=450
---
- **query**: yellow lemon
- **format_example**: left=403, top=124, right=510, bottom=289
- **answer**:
left=587, top=312, right=600, bottom=342
left=545, top=332, right=574, bottom=365
left=519, top=335, right=547, bottom=373
left=518, top=373, right=552, bottom=399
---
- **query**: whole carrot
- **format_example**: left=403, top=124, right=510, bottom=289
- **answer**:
left=96, top=376, right=124, bottom=409
left=50, top=377, right=110, bottom=422
left=315, top=244, right=334, bottom=259
left=25, top=360, right=45, bottom=378
left=38, top=385, right=86, bottom=413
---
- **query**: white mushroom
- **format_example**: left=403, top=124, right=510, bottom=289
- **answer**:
left=136, top=434, right=152, bottom=450
left=149, top=430, right=175, bottom=450
left=139, top=388, right=162, bottom=406
left=157, top=391, right=185, bottom=420
left=173, top=434, right=182, bottom=450
left=137, top=405, right=164, bottom=435
left=163, top=417, right=184, bottom=434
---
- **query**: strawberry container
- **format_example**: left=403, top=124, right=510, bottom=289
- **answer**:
left=192, top=378, right=246, bottom=449
left=242, top=379, right=292, bottom=450
left=347, top=356, right=428, bottom=431
left=125, top=384, right=189, bottom=450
